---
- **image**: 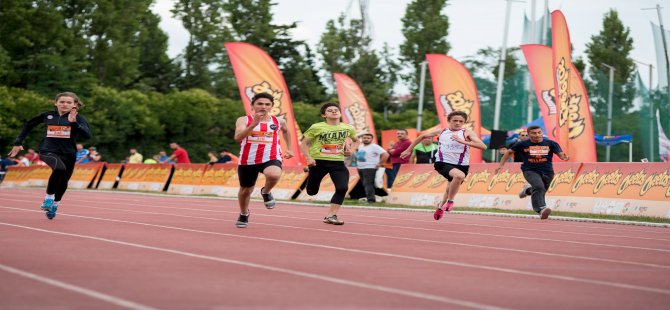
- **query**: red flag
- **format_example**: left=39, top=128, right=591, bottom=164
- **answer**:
left=225, top=42, right=304, bottom=166
left=426, top=54, right=483, bottom=163
left=521, top=44, right=559, bottom=142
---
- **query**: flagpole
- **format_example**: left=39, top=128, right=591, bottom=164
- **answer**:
left=416, top=61, right=427, bottom=131
left=494, top=0, right=514, bottom=130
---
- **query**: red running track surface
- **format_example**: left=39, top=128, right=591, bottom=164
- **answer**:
left=1, top=188, right=669, bottom=309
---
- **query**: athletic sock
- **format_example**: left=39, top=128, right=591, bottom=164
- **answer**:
left=45, top=194, right=55, bottom=200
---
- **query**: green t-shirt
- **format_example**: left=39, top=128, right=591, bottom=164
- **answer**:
left=303, top=122, right=357, bottom=161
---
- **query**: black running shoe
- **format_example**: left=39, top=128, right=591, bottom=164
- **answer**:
left=261, top=187, right=276, bottom=209
left=236, top=213, right=249, bottom=228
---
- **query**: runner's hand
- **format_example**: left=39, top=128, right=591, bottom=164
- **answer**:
left=284, top=151, right=294, bottom=159
left=400, top=150, right=411, bottom=159
left=8, top=146, right=23, bottom=158
left=306, top=158, right=316, bottom=167
left=68, top=108, right=78, bottom=123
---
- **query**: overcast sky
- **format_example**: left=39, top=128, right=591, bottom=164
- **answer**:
left=152, top=0, right=669, bottom=92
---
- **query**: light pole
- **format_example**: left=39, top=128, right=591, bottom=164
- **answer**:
left=602, top=63, right=615, bottom=162
left=633, top=59, right=655, bottom=161
left=493, top=0, right=523, bottom=130
left=416, top=61, right=427, bottom=132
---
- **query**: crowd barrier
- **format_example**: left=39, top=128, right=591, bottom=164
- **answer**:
left=387, top=163, right=670, bottom=218
left=2, top=162, right=668, bottom=218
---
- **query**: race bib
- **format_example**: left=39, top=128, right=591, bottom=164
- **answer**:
left=247, top=131, right=273, bottom=144
left=47, top=126, right=71, bottom=138
left=529, top=146, right=550, bottom=156
left=320, top=144, right=342, bottom=155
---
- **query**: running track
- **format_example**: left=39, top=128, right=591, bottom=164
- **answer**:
left=1, top=188, right=669, bottom=309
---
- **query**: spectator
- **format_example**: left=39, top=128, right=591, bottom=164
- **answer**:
left=355, top=133, right=389, bottom=203
left=386, top=129, right=411, bottom=190
left=75, top=144, right=90, bottom=164
left=17, top=155, right=30, bottom=167
left=88, top=147, right=102, bottom=163
left=157, top=151, right=171, bottom=163
left=162, top=142, right=190, bottom=164
left=411, top=136, right=438, bottom=164
left=498, top=145, right=513, bottom=162
left=511, top=130, right=529, bottom=163
left=143, top=157, right=158, bottom=164
left=209, top=148, right=239, bottom=164
left=128, top=148, right=143, bottom=164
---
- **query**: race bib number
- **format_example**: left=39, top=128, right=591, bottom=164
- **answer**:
left=47, top=126, right=71, bottom=138
left=529, top=146, right=550, bottom=156
left=320, top=144, right=342, bottom=155
left=247, top=131, right=273, bottom=144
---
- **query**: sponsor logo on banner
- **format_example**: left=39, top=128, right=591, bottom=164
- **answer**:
left=245, top=81, right=286, bottom=121
left=556, top=58, right=586, bottom=139
left=439, top=91, right=475, bottom=130
left=639, top=170, right=670, bottom=196
left=343, top=101, right=371, bottom=135
left=394, top=171, right=414, bottom=187
left=594, top=170, right=622, bottom=194
left=617, top=171, right=646, bottom=195
left=410, top=172, right=432, bottom=188
left=548, top=169, right=576, bottom=192
left=428, top=174, right=447, bottom=188
left=466, top=170, right=490, bottom=190
left=570, top=169, right=599, bottom=193
left=541, top=88, right=558, bottom=116
left=487, top=170, right=526, bottom=191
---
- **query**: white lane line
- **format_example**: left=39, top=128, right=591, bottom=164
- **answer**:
left=0, top=264, right=156, bottom=310
left=0, top=222, right=506, bottom=310
left=25, top=204, right=670, bottom=270
left=2, top=207, right=670, bottom=296
left=55, top=195, right=670, bottom=242
left=2, top=195, right=669, bottom=253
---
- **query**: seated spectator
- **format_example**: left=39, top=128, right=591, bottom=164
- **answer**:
left=88, top=147, right=102, bottom=163
left=209, top=148, right=238, bottom=164
left=128, top=148, right=143, bottom=164
left=157, top=151, right=172, bottom=163
left=25, top=148, right=40, bottom=164
left=76, top=144, right=90, bottom=164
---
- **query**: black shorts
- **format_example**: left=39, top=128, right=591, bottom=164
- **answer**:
left=434, top=162, right=469, bottom=182
left=237, top=160, right=282, bottom=187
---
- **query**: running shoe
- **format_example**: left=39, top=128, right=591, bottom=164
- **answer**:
left=433, top=206, right=444, bottom=220
left=236, top=213, right=249, bottom=228
left=518, top=184, right=532, bottom=199
left=323, top=215, right=344, bottom=225
left=260, top=187, right=276, bottom=209
left=40, top=198, right=54, bottom=211
left=445, top=201, right=454, bottom=212
left=540, top=207, right=552, bottom=220
left=46, top=204, right=58, bottom=220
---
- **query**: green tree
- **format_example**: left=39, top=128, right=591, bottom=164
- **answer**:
left=0, top=0, right=95, bottom=96
left=399, top=0, right=450, bottom=107
left=584, top=9, right=635, bottom=116
left=317, top=15, right=398, bottom=111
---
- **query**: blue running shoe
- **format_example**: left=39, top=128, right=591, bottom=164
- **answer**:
left=40, top=198, right=54, bottom=211
left=46, top=204, right=58, bottom=220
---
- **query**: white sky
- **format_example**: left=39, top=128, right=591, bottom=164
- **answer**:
left=152, top=0, right=669, bottom=92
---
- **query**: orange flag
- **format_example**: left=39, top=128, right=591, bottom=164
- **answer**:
left=333, top=73, right=377, bottom=143
left=225, top=42, right=304, bottom=166
left=426, top=54, right=483, bottom=163
left=551, top=11, right=596, bottom=162
left=521, top=44, right=559, bottom=142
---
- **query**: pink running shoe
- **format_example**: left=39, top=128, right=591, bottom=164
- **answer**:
left=445, top=201, right=454, bottom=212
left=433, top=207, right=444, bottom=220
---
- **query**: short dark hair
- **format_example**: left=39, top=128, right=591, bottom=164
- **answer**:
left=527, top=125, right=542, bottom=132
left=447, top=111, right=468, bottom=121
left=397, top=129, right=408, bottom=134
left=251, top=92, right=274, bottom=105
left=219, top=148, right=228, bottom=153
left=320, top=102, right=340, bottom=115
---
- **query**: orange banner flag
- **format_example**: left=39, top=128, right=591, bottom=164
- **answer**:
left=521, top=44, right=559, bottom=142
left=225, top=42, right=304, bottom=166
left=551, top=11, right=597, bottom=162
left=426, top=54, right=483, bottom=163
left=333, top=73, right=378, bottom=143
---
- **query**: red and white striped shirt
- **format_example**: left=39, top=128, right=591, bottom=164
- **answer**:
left=239, top=115, right=283, bottom=165
left=436, top=128, right=470, bottom=166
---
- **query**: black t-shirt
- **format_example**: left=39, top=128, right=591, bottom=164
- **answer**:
left=510, top=139, right=562, bottom=173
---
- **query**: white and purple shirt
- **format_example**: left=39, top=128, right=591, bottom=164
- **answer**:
left=436, top=128, right=470, bottom=166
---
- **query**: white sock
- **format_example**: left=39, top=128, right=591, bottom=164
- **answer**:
left=45, top=194, right=55, bottom=200
left=52, top=201, right=60, bottom=206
